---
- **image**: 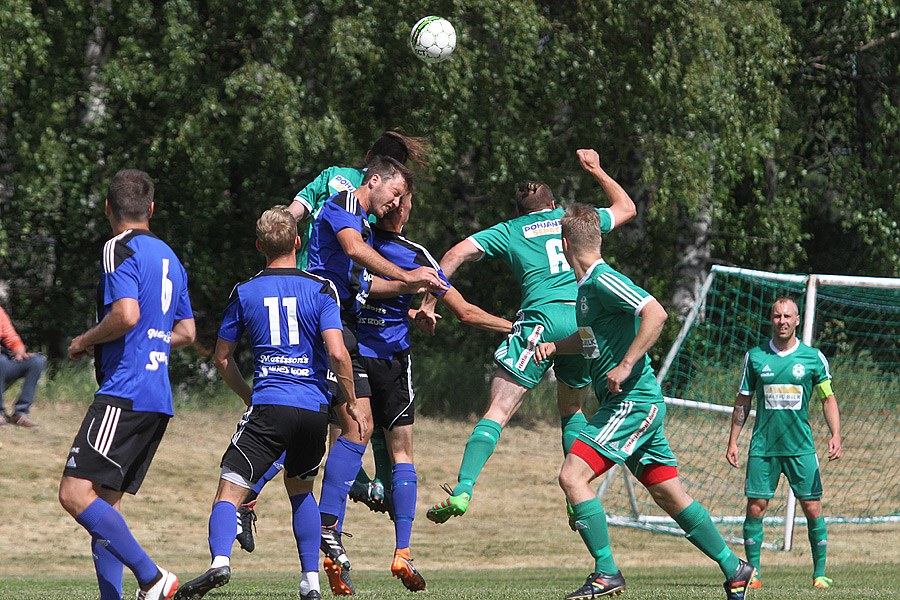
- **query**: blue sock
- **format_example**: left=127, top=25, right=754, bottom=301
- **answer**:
left=209, top=501, right=237, bottom=560
left=290, top=492, right=321, bottom=572
left=319, top=437, right=366, bottom=526
left=252, top=454, right=286, bottom=496
left=76, top=498, right=158, bottom=586
left=92, top=537, right=123, bottom=600
left=391, top=463, right=417, bottom=551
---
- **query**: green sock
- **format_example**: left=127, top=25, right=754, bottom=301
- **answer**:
left=370, top=428, right=393, bottom=488
left=807, top=516, right=827, bottom=578
left=561, top=413, right=588, bottom=455
left=742, top=516, right=763, bottom=573
left=453, top=419, right=502, bottom=497
left=573, top=498, right=617, bottom=575
left=674, top=501, right=741, bottom=578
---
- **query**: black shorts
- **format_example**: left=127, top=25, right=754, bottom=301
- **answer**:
left=327, top=312, right=371, bottom=405
left=362, top=350, right=415, bottom=430
left=63, top=395, right=169, bottom=495
left=221, top=403, right=329, bottom=484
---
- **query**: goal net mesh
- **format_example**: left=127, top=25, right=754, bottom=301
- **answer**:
left=597, top=266, right=900, bottom=547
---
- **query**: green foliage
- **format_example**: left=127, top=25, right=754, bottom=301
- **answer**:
left=1, top=1, right=898, bottom=413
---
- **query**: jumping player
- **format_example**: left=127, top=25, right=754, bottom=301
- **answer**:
left=422, top=149, right=636, bottom=523
left=174, top=207, right=365, bottom=600
left=535, top=204, right=754, bottom=600
left=726, top=297, right=842, bottom=589
left=60, top=169, right=195, bottom=600
left=358, top=191, right=512, bottom=591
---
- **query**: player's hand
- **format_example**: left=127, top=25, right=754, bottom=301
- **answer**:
left=534, top=342, right=556, bottom=364
left=577, top=148, right=602, bottom=173
left=345, top=400, right=370, bottom=440
left=412, top=309, right=441, bottom=335
left=827, top=435, right=842, bottom=461
left=725, top=442, right=741, bottom=468
left=403, top=267, right=448, bottom=294
left=605, top=363, right=630, bottom=394
left=68, top=335, right=92, bottom=361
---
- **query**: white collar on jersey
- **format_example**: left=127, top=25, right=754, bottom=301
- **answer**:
left=768, top=337, right=800, bottom=357
left=578, top=259, right=607, bottom=287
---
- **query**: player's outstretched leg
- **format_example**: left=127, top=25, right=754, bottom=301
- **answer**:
left=425, top=483, right=470, bottom=524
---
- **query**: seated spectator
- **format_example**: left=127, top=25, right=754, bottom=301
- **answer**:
left=0, top=304, right=45, bottom=428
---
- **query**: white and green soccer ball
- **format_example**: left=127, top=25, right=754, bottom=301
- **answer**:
left=409, top=16, right=456, bottom=64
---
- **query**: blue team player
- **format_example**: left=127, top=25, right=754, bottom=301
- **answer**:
left=60, top=169, right=196, bottom=600
left=306, top=156, right=447, bottom=595
left=358, top=191, right=513, bottom=591
left=174, top=207, right=366, bottom=600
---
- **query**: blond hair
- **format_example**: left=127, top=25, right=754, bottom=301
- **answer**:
left=560, top=204, right=603, bottom=254
left=256, top=206, right=297, bottom=258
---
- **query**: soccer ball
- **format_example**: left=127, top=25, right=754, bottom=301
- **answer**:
left=409, top=16, right=456, bottom=64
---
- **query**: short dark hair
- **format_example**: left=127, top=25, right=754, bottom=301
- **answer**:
left=361, top=155, right=414, bottom=194
left=107, top=169, right=154, bottom=222
left=515, top=181, right=554, bottom=214
left=367, top=130, right=430, bottom=168
left=560, top=203, right=603, bottom=254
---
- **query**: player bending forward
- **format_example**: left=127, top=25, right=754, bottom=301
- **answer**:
left=535, top=204, right=754, bottom=600
left=60, top=169, right=195, bottom=600
left=726, top=297, right=842, bottom=590
left=174, top=207, right=366, bottom=600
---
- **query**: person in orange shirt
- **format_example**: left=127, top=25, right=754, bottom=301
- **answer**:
left=0, top=304, right=45, bottom=428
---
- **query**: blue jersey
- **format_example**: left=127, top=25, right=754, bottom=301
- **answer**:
left=94, top=229, right=193, bottom=415
left=357, top=227, right=450, bottom=359
left=218, top=268, right=342, bottom=410
left=307, top=190, right=372, bottom=314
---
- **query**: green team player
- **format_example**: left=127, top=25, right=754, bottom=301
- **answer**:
left=288, top=130, right=429, bottom=269
left=419, top=149, right=636, bottom=523
left=535, top=204, right=754, bottom=600
left=726, top=297, right=842, bottom=590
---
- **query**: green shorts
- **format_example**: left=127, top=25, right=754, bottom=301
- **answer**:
left=493, top=303, right=591, bottom=390
left=745, top=453, right=823, bottom=500
left=577, top=396, right=677, bottom=479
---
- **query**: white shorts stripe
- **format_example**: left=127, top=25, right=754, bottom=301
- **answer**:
left=100, top=407, right=122, bottom=456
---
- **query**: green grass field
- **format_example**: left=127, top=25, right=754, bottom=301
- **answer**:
left=2, top=565, right=896, bottom=600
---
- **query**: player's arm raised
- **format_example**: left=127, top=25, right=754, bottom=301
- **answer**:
left=213, top=337, right=252, bottom=407
left=69, top=297, right=140, bottom=360
left=438, top=286, right=512, bottom=333
left=577, top=148, right=637, bottom=228
left=322, top=327, right=369, bottom=441
left=726, top=393, right=752, bottom=468
left=336, top=228, right=446, bottom=294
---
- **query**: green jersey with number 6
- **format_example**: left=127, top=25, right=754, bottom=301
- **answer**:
left=738, top=339, right=832, bottom=457
left=468, top=207, right=615, bottom=309
left=575, top=259, right=660, bottom=405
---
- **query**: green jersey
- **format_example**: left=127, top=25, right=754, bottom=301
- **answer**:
left=292, top=166, right=365, bottom=268
left=468, top=207, right=614, bottom=309
left=575, top=260, right=658, bottom=405
left=739, top=339, right=832, bottom=457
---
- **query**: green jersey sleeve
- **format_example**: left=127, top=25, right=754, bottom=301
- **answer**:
left=737, top=351, right=755, bottom=395
left=597, top=207, right=614, bottom=234
left=468, top=222, right=512, bottom=260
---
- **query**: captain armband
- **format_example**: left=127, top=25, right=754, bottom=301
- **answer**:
left=815, top=379, right=834, bottom=399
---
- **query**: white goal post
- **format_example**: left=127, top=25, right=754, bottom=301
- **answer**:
left=598, top=265, right=900, bottom=551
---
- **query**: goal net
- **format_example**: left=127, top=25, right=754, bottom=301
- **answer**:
left=596, top=265, right=900, bottom=549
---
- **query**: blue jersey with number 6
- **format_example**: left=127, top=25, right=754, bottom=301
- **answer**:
left=95, top=229, right=193, bottom=415
left=218, top=268, right=342, bottom=410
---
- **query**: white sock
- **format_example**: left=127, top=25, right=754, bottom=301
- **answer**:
left=211, top=555, right=230, bottom=569
left=300, top=571, right=320, bottom=595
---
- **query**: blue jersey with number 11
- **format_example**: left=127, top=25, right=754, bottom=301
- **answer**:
left=218, top=268, right=342, bottom=410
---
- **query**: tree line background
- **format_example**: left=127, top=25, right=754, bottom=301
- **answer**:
left=2, top=1, right=898, bottom=413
